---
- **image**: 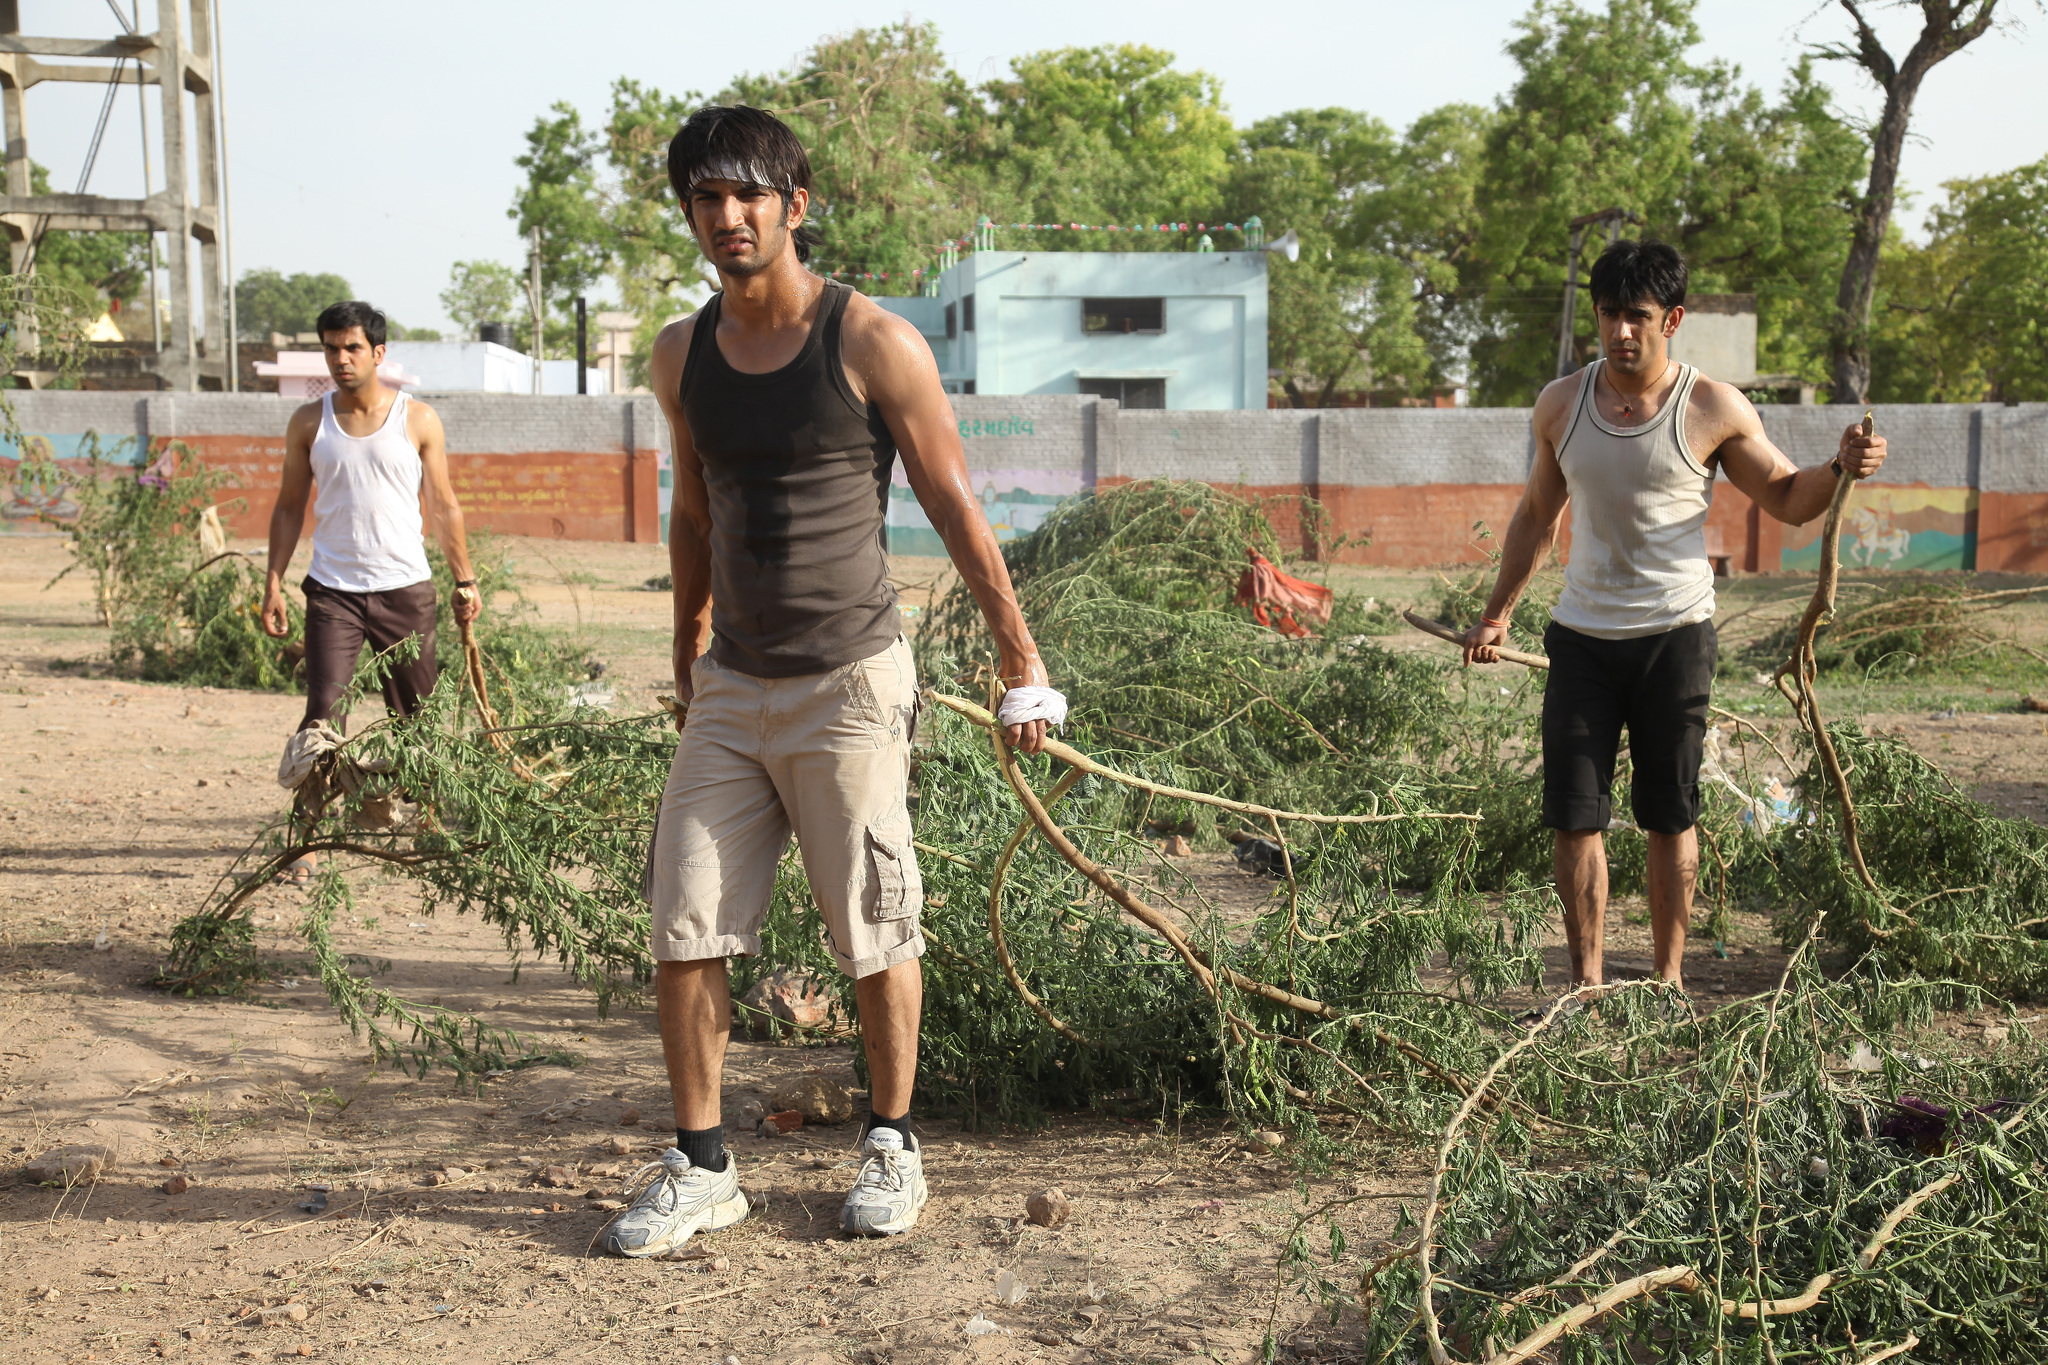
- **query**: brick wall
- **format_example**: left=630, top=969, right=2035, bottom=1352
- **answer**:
left=4, top=389, right=2044, bottom=573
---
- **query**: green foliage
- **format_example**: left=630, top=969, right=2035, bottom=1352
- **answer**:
left=603, top=78, right=706, bottom=380
left=26, top=161, right=149, bottom=314
left=967, top=44, right=1236, bottom=235
left=510, top=101, right=613, bottom=349
left=1737, top=577, right=2048, bottom=678
left=726, top=23, right=977, bottom=291
left=1760, top=725, right=2048, bottom=993
left=1462, top=0, right=1867, bottom=404
left=235, top=269, right=355, bottom=340
left=1872, top=154, right=2048, bottom=403
left=505, top=79, right=707, bottom=366
left=153, top=476, right=2048, bottom=1356
left=1315, top=964, right=2048, bottom=1362
left=46, top=438, right=297, bottom=687
left=510, top=5, right=1929, bottom=404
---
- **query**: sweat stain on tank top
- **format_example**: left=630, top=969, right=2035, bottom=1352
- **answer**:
left=1550, top=359, right=1716, bottom=640
left=679, top=279, right=904, bottom=678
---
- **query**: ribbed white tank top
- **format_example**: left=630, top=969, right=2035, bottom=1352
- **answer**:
left=306, top=391, right=434, bottom=594
left=1549, top=359, right=1716, bottom=639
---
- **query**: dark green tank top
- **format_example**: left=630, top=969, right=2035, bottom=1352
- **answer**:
left=680, top=279, right=902, bottom=678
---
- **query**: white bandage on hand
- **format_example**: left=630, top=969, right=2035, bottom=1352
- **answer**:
left=996, top=685, right=1068, bottom=730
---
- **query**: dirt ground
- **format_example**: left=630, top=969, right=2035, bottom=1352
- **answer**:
left=2, top=533, right=2043, bottom=1364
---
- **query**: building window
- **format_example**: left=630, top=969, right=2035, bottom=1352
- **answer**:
left=1082, top=297, right=1165, bottom=335
left=945, top=302, right=957, bottom=340
left=962, top=379, right=976, bottom=395
left=962, top=294, right=975, bottom=332
left=1079, top=377, right=1165, bottom=409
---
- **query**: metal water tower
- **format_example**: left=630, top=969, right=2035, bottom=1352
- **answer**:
left=0, top=0, right=236, bottom=390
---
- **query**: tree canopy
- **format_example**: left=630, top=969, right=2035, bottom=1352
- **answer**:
left=499, top=0, right=2026, bottom=404
left=233, top=269, right=355, bottom=341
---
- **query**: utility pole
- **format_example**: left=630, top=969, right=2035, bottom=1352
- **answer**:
left=527, top=225, right=543, bottom=395
left=211, top=0, right=237, bottom=388
left=1555, top=208, right=1639, bottom=379
left=575, top=295, right=586, bottom=395
left=133, top=0, right=161, bottom=355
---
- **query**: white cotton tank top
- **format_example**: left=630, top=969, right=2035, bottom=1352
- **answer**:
left=1550, top=359, right=1716, bottom=639
left=306, top=390, right=434, bottom=594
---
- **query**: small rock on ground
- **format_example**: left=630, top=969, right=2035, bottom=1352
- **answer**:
left=1026, top=1187, right=1070, bottom=1227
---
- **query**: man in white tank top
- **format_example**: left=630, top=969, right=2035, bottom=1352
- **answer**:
left=1460, top=240, right=1886, bottom=998
left=260, top=300, right=480, bottom=737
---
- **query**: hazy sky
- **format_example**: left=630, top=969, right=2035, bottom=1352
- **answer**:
left=15, top=0, right=2045, bottom=333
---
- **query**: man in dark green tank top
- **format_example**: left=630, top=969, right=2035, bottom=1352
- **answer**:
left=601, top=106, right=1063, bottom=1258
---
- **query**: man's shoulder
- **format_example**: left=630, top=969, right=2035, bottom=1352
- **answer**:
left=837, top=290, right=936, bottom=389
left=1686, top=372, right=1757, bottom=419
left=288, top=397, right=325, bottom=431
left=838, top=288, right=922, bottom=346
left=1531, top=371, right=1585, bottom=436
left=655, top=311, right=700, bottom=350
left=1684, top=372, right=1763, bottom=443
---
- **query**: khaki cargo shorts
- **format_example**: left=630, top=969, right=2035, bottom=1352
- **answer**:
left=646, top=635, right=924, bottom=979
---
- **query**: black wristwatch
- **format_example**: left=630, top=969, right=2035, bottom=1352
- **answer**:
left=455, top=579, right=477, bottom=589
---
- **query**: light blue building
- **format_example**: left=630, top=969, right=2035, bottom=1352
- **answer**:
left=877, top=248, right=1269, bottom=411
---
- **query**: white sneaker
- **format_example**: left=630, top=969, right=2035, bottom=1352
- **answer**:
left=599, top=1147, right=748, bottom=1258
left=839, top=1127, right=928, bottom=1236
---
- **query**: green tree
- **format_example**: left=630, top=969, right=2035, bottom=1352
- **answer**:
left=1872, top=156, right=2048, bottom=402
left=970, top=44, right=1237, bottom=245
left=440, top=260, right=523, bottom=339
left=508, top=101, right=612, bottom=354
left=1456, top=0, right=1867, bottom=405
left=1814, top=0, right=2005, bottom=405
left=25, top=162, right=149, bottom=318
left=1230, top=115, right=1435, bottom=403
left=1465, top=0, right=1704, bottom=403
left=603, top=77, right=707, bottom=374
left=235, top=269, right=354, bottom=340
left=724, top=22, right=976, bottom=291
left=1676, top=60, right=1865, bottom=387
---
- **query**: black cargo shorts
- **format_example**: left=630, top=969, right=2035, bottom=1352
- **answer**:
left=1540, top=618, right=1716, bottom=835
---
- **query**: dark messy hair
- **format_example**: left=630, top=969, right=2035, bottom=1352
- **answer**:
left=666, top=105, right=820, bottom=265
left=1588, top=237, right=1687, bottom=313
left=315, top=300, right=388, bottom=348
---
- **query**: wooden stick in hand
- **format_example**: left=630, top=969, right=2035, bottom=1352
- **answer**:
left=1403, top=610, right=1551, bottom=671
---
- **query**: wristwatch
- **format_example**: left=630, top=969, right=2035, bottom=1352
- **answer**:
left=455, top=578, right=477, bottom=589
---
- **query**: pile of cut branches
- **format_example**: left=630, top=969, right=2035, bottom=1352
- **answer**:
left=1738, top=573, right=2048, bottom=677
left=152, top=476, right=2048, bottom=1361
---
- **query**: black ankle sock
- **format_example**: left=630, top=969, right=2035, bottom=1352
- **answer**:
left=675, top=1125, right=725, bottom=1171
left=865, top=1112, right=910, bottom=1142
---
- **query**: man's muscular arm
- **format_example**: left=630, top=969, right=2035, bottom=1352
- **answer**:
left=1461, top=377, right=1577, bottom=664
left=1704, top=381, right=1887, bottom=523
left=650, top=316, right=715, bottom=728
left=844, top=299, right=1051, bottom=755
left=261, top=403, right=321, bottom=638
left=413, top=402, right=481, bottom=624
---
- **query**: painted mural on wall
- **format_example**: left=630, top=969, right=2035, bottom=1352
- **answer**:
left=1, top=432, right=146, bottom=531
left=1781, top=485, right=1977, bottom=572
left=886, top=467, right=1083, bottom=557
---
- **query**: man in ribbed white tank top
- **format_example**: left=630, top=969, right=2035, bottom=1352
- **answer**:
left=1462, top=241, right=1886, bottom=999
left=260, top=300, right=480, bottom=736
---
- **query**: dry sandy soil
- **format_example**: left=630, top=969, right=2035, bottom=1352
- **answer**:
left=1, top=534, right=2042, bottom=1364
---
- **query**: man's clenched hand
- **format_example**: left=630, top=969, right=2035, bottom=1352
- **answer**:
left=1837, top=424, right=1887, bottom=480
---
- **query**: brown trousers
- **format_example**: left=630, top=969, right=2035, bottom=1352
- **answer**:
left=300, top=576, right=439, bottom=733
